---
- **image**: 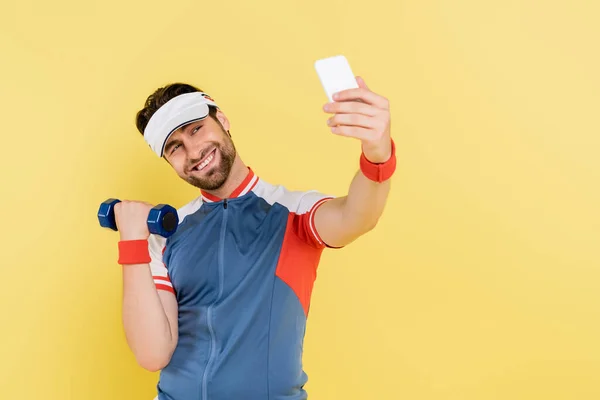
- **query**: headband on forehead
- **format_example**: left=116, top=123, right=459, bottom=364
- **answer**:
left=143, top=92, right=219, bottom=157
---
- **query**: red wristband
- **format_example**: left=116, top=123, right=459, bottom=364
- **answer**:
left=118, top=240, right=151, bottom=265
left=360, top=139, right=397, bottom=182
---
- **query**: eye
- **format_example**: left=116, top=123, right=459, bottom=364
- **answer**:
left=170, top=144, right=181, bottom=154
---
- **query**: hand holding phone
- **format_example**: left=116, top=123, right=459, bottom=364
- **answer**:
left=314, top=55, right=359, bottom=102
left=315, top=55, right=393, bottom=165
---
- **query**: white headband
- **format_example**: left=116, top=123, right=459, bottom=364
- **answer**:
left=143, top=92, right=219, bottom=157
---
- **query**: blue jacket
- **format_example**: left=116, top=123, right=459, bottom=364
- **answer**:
left=148, top=168, right=337, bottom=400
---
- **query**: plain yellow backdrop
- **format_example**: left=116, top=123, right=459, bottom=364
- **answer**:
left=1, top=0, right=599, bottom=399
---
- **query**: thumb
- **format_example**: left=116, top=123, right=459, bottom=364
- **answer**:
left=356, top=76, right=369, bottom=89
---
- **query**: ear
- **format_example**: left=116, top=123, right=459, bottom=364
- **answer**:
left=215, top=110, right=230, bottom=132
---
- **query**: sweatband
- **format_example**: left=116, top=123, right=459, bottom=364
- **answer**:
left=144, top=92, right=219, bottom=157
left=118, top=240, right=152, bottom=265
left=359, top=139, right=397, bottom=182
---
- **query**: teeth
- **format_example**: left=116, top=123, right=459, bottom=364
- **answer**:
left=196, top=151, right=215, bottom=171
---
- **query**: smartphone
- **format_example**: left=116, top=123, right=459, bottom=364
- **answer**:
left=314, top=55, right=359, bottom=102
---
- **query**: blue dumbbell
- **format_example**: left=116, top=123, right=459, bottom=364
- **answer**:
left=97, top=198, right=179, bottom=238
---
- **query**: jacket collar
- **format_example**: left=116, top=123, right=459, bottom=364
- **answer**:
left=200, top=167, right=258, bottom=203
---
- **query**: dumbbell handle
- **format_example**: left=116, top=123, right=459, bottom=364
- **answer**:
left=97, top=198, right=179, bottom=238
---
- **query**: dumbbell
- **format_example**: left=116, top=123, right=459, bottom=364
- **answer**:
left=97, top=198, right=179, bottom=238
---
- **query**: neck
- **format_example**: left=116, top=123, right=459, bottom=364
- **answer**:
left=203, top=156, right=249, bottom=199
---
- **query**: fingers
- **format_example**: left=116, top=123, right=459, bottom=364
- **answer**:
left=323, top=77, right=389, bottom=116
left=327, top=113, right=381, bottom=130
left=114, top=200, right=154, bottom=214
left=117, top=200, right=153, bottom=205
left=333, top=86, right=389, bottom=110
left=322, top=76, right=391, bottom=143
left=323, top=100, right=390, bottom=140
left=323, top=100, right=379, bottom=116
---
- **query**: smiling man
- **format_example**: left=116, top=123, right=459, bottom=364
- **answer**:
left=114, top=79, right=396, bottom=400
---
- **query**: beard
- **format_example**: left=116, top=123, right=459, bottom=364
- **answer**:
left=184, top=135, right=236, bottom=191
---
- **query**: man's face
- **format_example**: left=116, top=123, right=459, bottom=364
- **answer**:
left=163, top=111, right=236, bottom=191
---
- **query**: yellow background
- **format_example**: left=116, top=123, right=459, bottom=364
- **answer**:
left=1, top=0, right=599, bottom=398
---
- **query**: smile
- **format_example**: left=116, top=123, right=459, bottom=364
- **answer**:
left=192, top=148, right=217, bottom=171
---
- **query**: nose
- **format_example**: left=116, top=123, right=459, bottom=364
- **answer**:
left=183, top=136, right=201, bottom=160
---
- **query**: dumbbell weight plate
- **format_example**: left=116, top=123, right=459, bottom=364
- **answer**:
left=98, top=198, right=121, bottom=231
left=147, top=204, right=179, bottom=238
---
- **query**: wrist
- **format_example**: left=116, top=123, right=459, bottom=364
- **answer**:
left=119, top=231, right=149, bottom=242
left=118, top=239, right=151, bottom=265
left=361, top=140, right=393, bottom=164
left=359, top=138, right=396, bottom=183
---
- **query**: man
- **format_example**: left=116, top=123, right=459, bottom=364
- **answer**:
left=114, top=76, right=396, bottom=400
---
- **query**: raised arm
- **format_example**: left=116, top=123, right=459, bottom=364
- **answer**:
left=115, top=201, right=179, bottom=371
left=314, top=77, right=395, bottom=248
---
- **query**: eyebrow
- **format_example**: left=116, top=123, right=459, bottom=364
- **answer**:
left=184, top=120, right=203, bottom=134
left=181, top=123, right=194, bottom=135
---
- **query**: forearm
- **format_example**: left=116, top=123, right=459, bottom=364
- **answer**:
left=122, top=264, right=177, bottom=371
left=314, top=167, right=392, bottom=248
left=340, top=169, right=391, bottom=233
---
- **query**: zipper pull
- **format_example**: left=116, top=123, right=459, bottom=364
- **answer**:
left=223, top=199, right=228, bottom=209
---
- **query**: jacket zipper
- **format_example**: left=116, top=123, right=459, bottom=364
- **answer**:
left=201, top=200, right=228, bottom=399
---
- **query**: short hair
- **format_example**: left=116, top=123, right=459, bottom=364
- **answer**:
left=135, top=83, right=218, bottom=136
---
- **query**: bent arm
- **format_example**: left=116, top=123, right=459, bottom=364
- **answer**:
left=315, top=77, right=395, bottom=248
